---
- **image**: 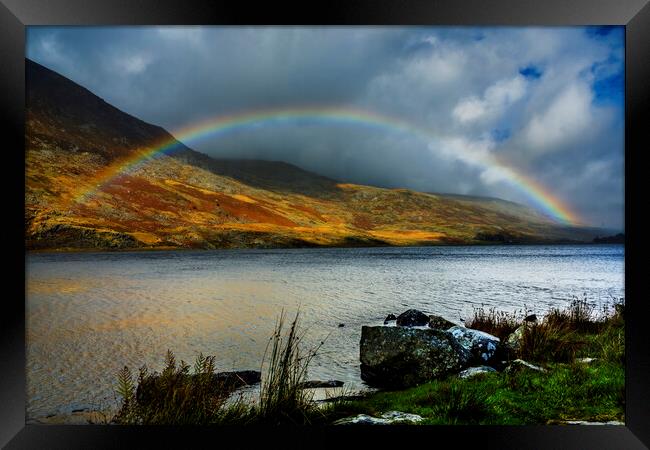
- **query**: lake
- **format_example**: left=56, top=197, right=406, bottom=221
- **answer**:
left=25, top=244, right=624, bottom=419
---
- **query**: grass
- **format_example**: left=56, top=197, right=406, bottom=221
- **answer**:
left=254, top=310, right=327, bottom=424
left=112, top=310, right=333, bottom=425
left=464, top=295, right=624, bottom=364
left=327, top=361, right=624, bottom=425
left=112, top=351, right=239, bottom=425
left=464, top=304, right=525, bottom=341
left=112, top=297, right=625, bottom=426
left=516, top=295, right=624, bottom=363
left=326, top=295, right=625, bottom=425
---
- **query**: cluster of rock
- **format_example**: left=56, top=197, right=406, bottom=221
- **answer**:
left=360, top=308, right=540, bottom=388
left=333, top=410, right=424, bottom=425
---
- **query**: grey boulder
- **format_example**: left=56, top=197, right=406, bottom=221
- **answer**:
left=360, top=325, right=471, bottom=388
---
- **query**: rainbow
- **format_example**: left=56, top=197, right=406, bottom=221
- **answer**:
left=72, top=106, right=581, bottom=225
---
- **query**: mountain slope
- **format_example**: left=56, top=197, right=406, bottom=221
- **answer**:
left=25, top=59, right=599, bottom=250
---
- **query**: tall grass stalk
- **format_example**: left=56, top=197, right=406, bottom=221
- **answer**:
left=257, top=309, right=324, bottom=424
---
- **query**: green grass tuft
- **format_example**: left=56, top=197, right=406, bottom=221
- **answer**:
left=328, top=360, right=624, bottom=425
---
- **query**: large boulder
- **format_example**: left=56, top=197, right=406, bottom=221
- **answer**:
left=448, top=326, right=503, bottom=366
left=396, top=309, right=430, bottom=327
left=360, top=326, right=471, bottom=388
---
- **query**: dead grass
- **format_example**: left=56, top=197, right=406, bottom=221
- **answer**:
left=465, top=305, right=524, bottom=341
left=466, top=296, right=625, bottom=364
left=256, top=310, right=326, bottom=424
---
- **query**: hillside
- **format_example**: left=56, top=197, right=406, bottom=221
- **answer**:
left=25, top=59, right=600, bottom=251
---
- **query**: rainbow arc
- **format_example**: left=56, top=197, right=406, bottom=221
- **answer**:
left=72, top=106, right=581, bottom=226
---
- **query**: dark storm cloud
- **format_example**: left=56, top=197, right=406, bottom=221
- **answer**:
left=26, top=26, right=624, bottom=229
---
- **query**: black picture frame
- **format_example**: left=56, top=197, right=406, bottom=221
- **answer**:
left=1, top=1, right=648, bottom=448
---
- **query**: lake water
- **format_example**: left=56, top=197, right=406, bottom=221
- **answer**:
left=26, top=245, right=624, bottom=419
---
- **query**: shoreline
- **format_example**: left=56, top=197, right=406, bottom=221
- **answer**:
left=25, top=241, right=623, bottom=255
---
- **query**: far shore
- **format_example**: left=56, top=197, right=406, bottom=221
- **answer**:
left=25, top=240, right=623, bottom=255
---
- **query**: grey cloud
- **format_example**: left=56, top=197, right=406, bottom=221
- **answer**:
left=26, top=26, right=624, bottom=229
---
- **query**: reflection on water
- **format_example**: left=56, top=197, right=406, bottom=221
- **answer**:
left=26, top=245, right=624, bottom=418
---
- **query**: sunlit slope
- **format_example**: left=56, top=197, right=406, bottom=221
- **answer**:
left=25, top=59, right=598, bottom=250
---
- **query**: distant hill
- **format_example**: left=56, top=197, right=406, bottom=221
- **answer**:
left=25, top=59, right=604, bottom=251
left=593, top=233, right=625, bottom=244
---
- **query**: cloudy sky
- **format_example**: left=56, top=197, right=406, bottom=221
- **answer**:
left=26, top=26, right=624, bottom=229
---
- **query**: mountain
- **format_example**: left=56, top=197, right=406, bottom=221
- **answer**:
left=25, top=59, right=601, bottom=251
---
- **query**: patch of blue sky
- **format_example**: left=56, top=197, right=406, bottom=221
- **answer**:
left=585, top=25, right=621, bottom=39
left=519, top=65, right=543, bottom=80
left=592, top=70, right=624, bottom=106
left=491, top=128, right=511, bottom=142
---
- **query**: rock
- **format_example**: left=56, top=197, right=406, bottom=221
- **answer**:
left=360, top=325, right=470, bottom=388
left=384, top=313, right=397, bottom=324
left=428, top=315, right=457, bottom=330
left=317, top=395, right=367, bottom=404
left=504, top=359, right=546, bottom=374
left=458, top=366, right=497, bottom=379
left=333, top=411, right=424, bottom=425
left=396, top=309, right=430, bottom=327
left=381, top=411, right=424, bottom=423
left=448, top=326, right=503, bottom=366
left=524, top=314, right=538, bottom=323
left=338, top=323, right=345, bottom=327
left=333, top=415, right=385, bottom=425
left=564, top=420, right=624, bottom=426
left=505, top=325, right=526, bottom=353
left=299, top=380, right=344, bottom=389
left=27, top=410, right=113, bottom=425
left=213, top=370, right=262, bottom=388
left=575, top=357, right=598, bottom=364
